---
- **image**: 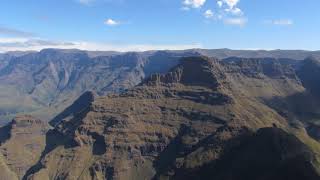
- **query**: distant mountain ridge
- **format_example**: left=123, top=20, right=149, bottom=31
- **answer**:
left=0, top=48, right=319, bottom=125
left=3, top=48, right=320, bottom=60
left=0, top=49, right=197, bottom=124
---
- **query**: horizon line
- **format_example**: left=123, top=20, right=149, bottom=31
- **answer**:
left=1, top=47, right=320, bottom=54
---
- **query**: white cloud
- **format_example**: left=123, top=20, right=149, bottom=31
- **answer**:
left=181, top=0, right=245, bottom=25
left=104, top=19, right=120, bottom=26
left=222, top=0, right=243, bottom=16
left=226, top=7, right=243, bottom=16
left=210, top=0, right=247, bottom=26
left=183, top=0, right=206, bottom=8
left=0, top=37, right=202, bottom=52
left=223, top=0, right=240, bottom=9
left=224, top=17, right=247, bottom=26
left=204, top=9, right=214, bottom=18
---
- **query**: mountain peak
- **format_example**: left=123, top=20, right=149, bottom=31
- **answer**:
left=144, top=56, right=225, bottom=89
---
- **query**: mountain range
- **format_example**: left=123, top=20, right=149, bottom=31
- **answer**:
left=1, top=48, right=320, bottom=125
left=0, top=49, right=320, bottom=179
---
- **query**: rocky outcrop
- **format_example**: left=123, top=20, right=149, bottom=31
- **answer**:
left=297, top=57, right=320, bottom=97
left=145, top=56, right=226, bottom=90
left=223, top=57, right=300, bottom=80
left=50, top=91, right=96, bottom=126
left=0, top=115, right=48, bottom=179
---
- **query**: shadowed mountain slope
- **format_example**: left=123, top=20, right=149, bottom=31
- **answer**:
left=178, top=127, right=319, bottom=180
left=50, top=91, right=96, bottom=127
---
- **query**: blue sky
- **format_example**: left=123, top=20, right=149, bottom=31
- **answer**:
left=0, top=0, right=319, bottom=52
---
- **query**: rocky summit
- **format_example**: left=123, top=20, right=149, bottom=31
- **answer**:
left=0, top=56, right=314, bottom=180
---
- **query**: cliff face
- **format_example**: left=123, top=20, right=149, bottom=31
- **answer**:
left=145, top=57, right=226, bottom=89
left=297, top=57, right=320, bottom=97
left=23, top=56, right=320, bottom=180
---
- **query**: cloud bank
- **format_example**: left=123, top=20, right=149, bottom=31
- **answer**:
left=182, top=0, right=247, bottom=26
left=183, top=0, right=206, bottom=9
left=0, top=37, right=202, bottom=52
